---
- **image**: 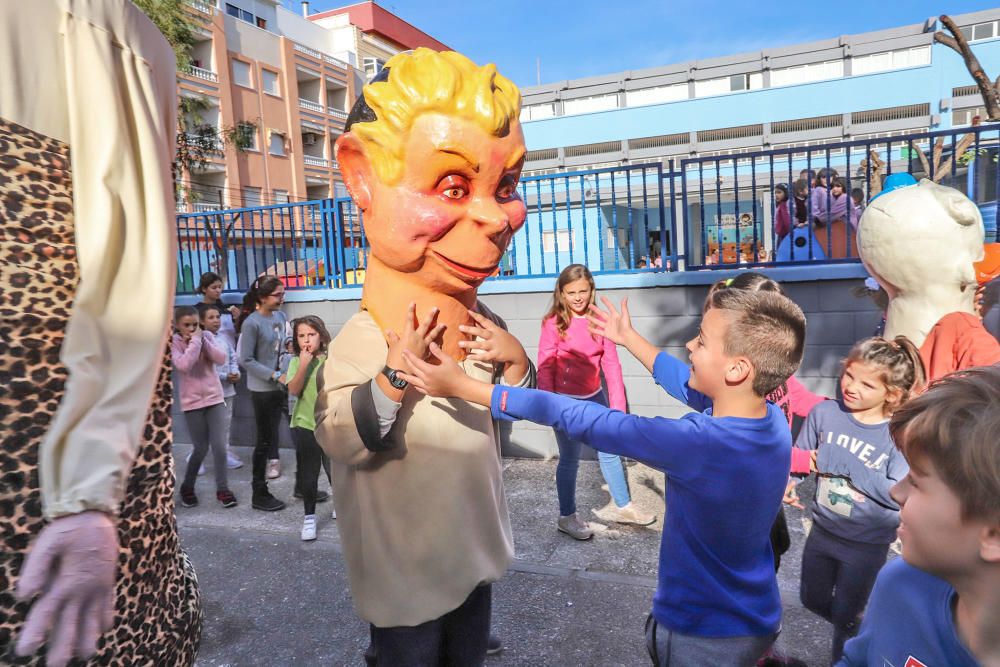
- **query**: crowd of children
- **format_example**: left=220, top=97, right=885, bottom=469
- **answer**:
left=171, top=267, right=1000, bottom=666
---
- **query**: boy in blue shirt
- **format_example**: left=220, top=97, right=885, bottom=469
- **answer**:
left=838, top=366, right=1000, bottom=667
left=399, top=288, right=807, bottom=666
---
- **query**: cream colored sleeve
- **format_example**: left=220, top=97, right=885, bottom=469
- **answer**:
left=38, top=5, right=178, bottom=518
left=314, top=317, right=389, bottom=467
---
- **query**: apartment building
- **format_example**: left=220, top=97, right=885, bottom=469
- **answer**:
left=175, top=0, right=446, bottom=213
left=518, top=9, right=1000, bottom=174
left=308, top=1, right=450, bottom=81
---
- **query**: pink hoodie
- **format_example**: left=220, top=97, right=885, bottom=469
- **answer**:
left=537, top=316, right=627, bottom=411
left=171, top=331, right=227, bottom=412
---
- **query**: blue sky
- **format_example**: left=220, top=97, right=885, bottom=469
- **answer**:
left=300, top=0, right=1000, bottom=87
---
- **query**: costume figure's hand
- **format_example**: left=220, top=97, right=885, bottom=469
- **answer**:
left=399, top=344, right=471, bottom=398
left=587, top=296, right=635, bottom=345
left=385, top=303, right=445, bottom=372
left=15, top=511, right=118, bottom=667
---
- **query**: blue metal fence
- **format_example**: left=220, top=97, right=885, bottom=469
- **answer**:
left=176, top=123, right=1000, bottom=295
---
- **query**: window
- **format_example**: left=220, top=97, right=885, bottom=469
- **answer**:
left=255, top=16, right=266, bottom=29
left=624, top=84, right=687, bottom=107
left=243, top=186, right=262, bottom=207
left=363, top=57, right=386, bottom=79
left=520, top=103, right=556, bottom=122
left=952, top=107, right=985, bottom=127
left=542, top=230, right=574, bottom=253
left=236, top=122, right=256, bottom=150
left=226, top=3, right=264, bottom=29
left=225, top=3, right=239, bottom=17
left=563, top=94, right=618, bottom=116
left=852, top=46, right=930, bottom=75
left=694, top=73, right=762, bottom=98
left=272, top=189, right=289, bottom=205
left=770, top=60, right=844, bottom=87
left=232, top=60, right=252, bottom=88
left=262, top=70, right=280, bottom=96
left=268, top=132, right=285, bottom=156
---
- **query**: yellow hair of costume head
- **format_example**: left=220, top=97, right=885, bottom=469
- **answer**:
left=346, top=48, right=521, bottom=184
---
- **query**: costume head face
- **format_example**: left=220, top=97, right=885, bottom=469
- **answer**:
left=858, top=178, right=984, bottom=302
left=336, top=48, right=527, bottom=295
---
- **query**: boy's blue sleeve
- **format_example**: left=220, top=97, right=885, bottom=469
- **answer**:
left=652, top=351, right=712, bottom=412
left=492, top=386, right=705, bottom=478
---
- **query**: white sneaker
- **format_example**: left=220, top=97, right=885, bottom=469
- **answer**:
left=226, top=452, right=244, bottom=469
left=557, top=513, right=594, bottom=540
left=301, top=515, right=317, bottom=541
left=185, top=453, right=206, bottom=476
left=592, top=501, right=656, bottom=526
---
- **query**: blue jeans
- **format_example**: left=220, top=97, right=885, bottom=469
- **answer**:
left=554, top=391, right=631, bottom=516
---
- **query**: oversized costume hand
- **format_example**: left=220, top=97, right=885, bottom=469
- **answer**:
left=15, top=511, right=117, bottom=666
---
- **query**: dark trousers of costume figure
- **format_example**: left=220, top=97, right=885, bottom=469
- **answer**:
left=368, top=584, right=492, bottom=667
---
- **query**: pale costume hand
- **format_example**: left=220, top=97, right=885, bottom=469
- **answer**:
left=587, top=296, right=635, bottom=345
left=15, top=511, right=118, bottom=667
left=458, top=310, right=529, bottom=367
left=385, top=302, right=446, bottom=372
left=399, top=344, right=492, bottom=406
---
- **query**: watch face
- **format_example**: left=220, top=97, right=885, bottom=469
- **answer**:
left=384, top=366, right=407, bottom=389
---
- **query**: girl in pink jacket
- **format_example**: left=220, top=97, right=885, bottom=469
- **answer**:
left=171, top=306, right=237, bottom=509
left=538, top=265, right=655, bottom=540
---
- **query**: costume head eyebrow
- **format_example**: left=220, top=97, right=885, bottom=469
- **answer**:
left=340, top=48, right=522, bottom=184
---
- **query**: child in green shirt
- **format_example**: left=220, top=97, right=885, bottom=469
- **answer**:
left=284, top=316, right=334, bottom=541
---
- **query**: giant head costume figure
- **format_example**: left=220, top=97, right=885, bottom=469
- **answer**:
left=858, top=176, right=984, bottom=346
left=334, top=48, right=527, bottom=355
left=858, top=175, right=1000, bottom=379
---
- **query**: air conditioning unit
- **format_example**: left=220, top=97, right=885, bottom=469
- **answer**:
left=303, top=133, right=318, bottom=146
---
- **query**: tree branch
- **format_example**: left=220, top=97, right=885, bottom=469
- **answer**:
left=910, top=140, right=933, bottom=177
left=936, top=15, right=1000, bottom=120
left=934, top=133, right=977, bottom=183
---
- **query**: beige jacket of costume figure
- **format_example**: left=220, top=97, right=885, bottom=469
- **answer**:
left=315, top=306, right=529, bottom=628
left=0, top=1, right=177, bottom=518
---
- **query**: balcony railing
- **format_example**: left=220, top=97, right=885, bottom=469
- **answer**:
left=299, top=98, right=324, bottom=113
left=324, top=54, right=350, bottom=69
left=187, top=0, right=215, bottom=13
left=294, top=43, right=322, bottom=59
left=184, top=132, right=223, bottom=152
left=303, top=155, right=328, bottom=167
left=188, top=66, right=219, bottom=82
left=327, top=107, right=348, bottom=120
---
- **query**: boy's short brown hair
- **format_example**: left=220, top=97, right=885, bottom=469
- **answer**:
left=890, top=366, right=1000, bottom=520
left=708, top=289, right=806, bottom=396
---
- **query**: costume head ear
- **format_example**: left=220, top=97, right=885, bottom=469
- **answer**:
left=333, top=67, right=393, bottom=212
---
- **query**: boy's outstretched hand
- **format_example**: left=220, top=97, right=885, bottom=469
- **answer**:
left=399, top=344, right=493, bottom=407
left=588, top=296, right=660, bottom=373
left=587, top=296, right=635, bottom=345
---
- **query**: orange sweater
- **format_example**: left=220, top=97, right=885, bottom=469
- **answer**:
left=919, top=312, right=1000, bottom=382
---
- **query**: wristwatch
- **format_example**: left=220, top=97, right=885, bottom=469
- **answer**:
left=381, top=365, right=408, bottom=389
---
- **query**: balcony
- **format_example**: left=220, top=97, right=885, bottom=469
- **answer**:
left=187, top=65, right=218, bottom=82
left=327, top=107, right=348, bottom=120
left=294, top=43, right=322, bottom=59
left=184, top=132, right=223, bottom=152
left=299, top=98, right=324, bottom=113
left=187, top=0, right=215, bottom=14
left=303, top=155, right=329, bottom=168
left=324, top=54, right=350, bottom=69
left=178, top=201, right=223, bottom=214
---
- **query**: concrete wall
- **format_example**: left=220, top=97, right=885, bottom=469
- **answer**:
left=174, top=268, right=881, bottom=457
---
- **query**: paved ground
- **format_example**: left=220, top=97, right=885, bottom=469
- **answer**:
left=176, top=445, right=835, bottom=666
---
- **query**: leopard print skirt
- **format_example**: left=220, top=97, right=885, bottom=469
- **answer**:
left=0, top=117, right=202, bottom=664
